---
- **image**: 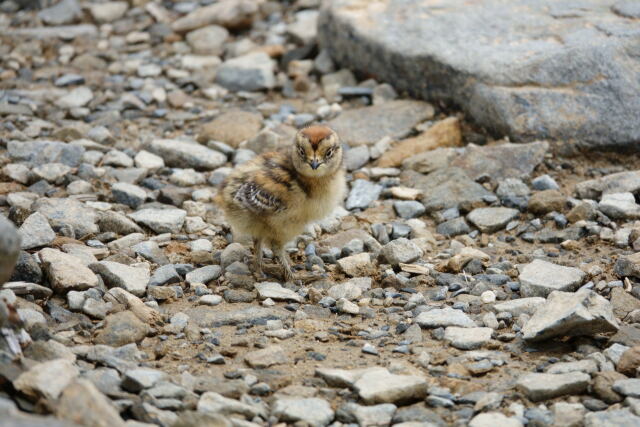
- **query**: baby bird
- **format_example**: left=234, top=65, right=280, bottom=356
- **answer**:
left=217, top=125, right=345, bottom=282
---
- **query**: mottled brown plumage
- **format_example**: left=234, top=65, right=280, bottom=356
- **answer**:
left=216, top=126, right=345, bottom=281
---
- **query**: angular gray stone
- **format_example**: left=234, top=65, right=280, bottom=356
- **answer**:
left=111, top=183, right=147, bottom=209
left=532, top=174, right=560, bottom=191
left=56, top=379, right=126, bottom=427
left=287, top=9, right=320, bottom=45
left=380, top=238, right=423, bottom=265
left=517, top=372, right=590, bottom=401
left=415, top=307, right=476, bottom=328
left=122, top=368, right=167, bottom=393
left=13, top=359, right=79, bottom=401
left=37, top=0, right=81, bottom=25
left=56, top=87, right=93, bottom=109
left=98, top=211, right=143, bottom=235
left=469, top=412, right=523, bottom=427
left=185, top=265, right=222, bottom=284
left=148, top=139, right=226, bottom=170
left=576, top=170, right=640, bottom=200
left=329, top=100, right=434, bottom=146
left=32, top=163, right=72, bottom=183
left=90, top=261, right=149, bottom=296
left=599, top=192, right=640, bottom=219
left=546, top=359, right=598, bottom=375
left=39, top=248, right=99, bottom=293
left=354, top=368, right=428, bottom=404
left=244, top=345, right=289, bottom=368
left=492, top=297, right=546, bottom=317
left=272, top=397, right=334, bottom=427
left=132, top=240, right=168, bottom=265
left=171, top=0, right=259, bottom=32
left=149, top=265, right=181, bottom=287
left=522, top=289, right=619, bottom=341
left=345, top=179, right=383, bottom=210
left=34, top=198, right=98, bottom=238
left=444, top=327, right=493, bottom=350
left=394, top=201, right=426, bottom=219
left=197, top=392, right=267, bottom=420
left=128, top=208, right=186, bottom=234
left=186, top=25, right=229, bottom=55
left=612, top=379, right=640, bottom=398
left=186, top=306, right=289, bottom=327
left=452, top=141, right=548, bottom=182
left=8, top=140, right=85, bottom=167
left=344, top=145, right=370, bottom=171
left=89, top=1, right=129, bottom=23
left=585, top=409, right=640, bottom=427
left=519, top=259, right=586, bottom=298
left=338, top=402, right=397, bottom=427
left=436, top=217, right=471, bottom=237
left=18, top=213, right=56, bottom=250
left=255, top=282, right=302, bottom=302
left=215, top=52, right=276, bottom=92
left=0, top=216, right=21, bottom=285
left=467, top=207, right=519, bottom=233
left=2, top=24, right=98, bottom=39
left=403, top=168, right=493, bottom=212
left=94, top=311, right=148, bottom=346
left=320, top=0, right=640, bottom=150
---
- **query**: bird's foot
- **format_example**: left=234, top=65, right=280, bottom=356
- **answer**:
left=253, top=261, right=267, bottom=280
left=283, top=267, right=296, bottom=283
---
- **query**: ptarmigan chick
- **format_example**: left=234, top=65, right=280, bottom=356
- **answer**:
left=217, top=125, right=345, bottom=281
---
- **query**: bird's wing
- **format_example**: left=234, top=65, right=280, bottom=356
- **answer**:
left=233, top=181, right=284, bottom=214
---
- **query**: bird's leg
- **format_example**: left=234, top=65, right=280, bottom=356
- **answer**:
left=253, top=238, right=265, bottom=279
left=273, top=242, right=295, bottom=283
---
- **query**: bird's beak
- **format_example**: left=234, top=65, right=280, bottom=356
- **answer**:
left=310, top=159, right=320, bottom=170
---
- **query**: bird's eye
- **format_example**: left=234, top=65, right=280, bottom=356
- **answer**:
left=297, top=146, right=305, bottom=158
left=325, top=147, right=335, bottom=158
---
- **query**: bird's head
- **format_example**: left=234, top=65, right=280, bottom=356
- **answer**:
left=292, top=125, right=343, bottom=178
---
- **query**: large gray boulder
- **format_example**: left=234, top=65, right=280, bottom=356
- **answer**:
left=0, top=215, right=20, bottom=285
left=319, top=0, right=640, bottom=150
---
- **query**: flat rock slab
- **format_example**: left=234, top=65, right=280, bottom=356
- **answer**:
left=467, top=207, right=519, bottom=233
left=492, top=298, right=546, bottom=317
left=585, top=409, right=640, bottom=427
left=415, top=307, right=476, bottom=328
left=444, top=327, right=493, bottom=350
left=328, top=100, right=434, bottom=146
left=128, top=208, right=186, bottom=234
left=353, top=368, right=427, bottom=404
left=522, top=289, right=619, bottom=341
left=451, top=141, right=548, bottom=182
left=255, top=282, right=302, bottom=302
left=612, top=378, right=640, bottom=398
left=516, top=372, right=590, bottom=401
left=19, top=212, right=56, bottom=250
left=272, top=397, right=334, bottom=427
left=34, top=198, right=98, bottom=239
left=315, top=367, right=387, bottom=389
left=186, top=306, right=290, bottom=327
left=90, top=261, right=149, bottom=296
left=469, top=412, right=524, bottom=427
left=14, top=359, right=79, bottom=401
left=320, top=0, right=640, bottom=150
left=39, top=248, right=99, bottom=293
left=575, top=170, right=640, bottom=200
left=244, top=345, right=289, bottom=368
left=519, top=259, right=586, bottom=297
left=402, top=167, right=494, bottom=213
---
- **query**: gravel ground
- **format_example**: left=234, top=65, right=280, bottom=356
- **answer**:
left=1, top=1, right=640, bottom=427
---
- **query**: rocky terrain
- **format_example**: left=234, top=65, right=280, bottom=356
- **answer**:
left=1, top=1, right=640, bottom=426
